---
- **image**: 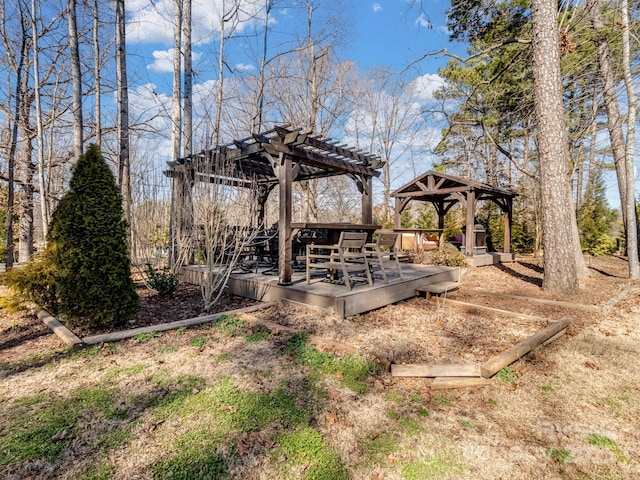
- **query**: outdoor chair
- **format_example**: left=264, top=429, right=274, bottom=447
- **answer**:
left=306, top=231, right=372, bottom=291
left=364, top=231, right=403, bottom=284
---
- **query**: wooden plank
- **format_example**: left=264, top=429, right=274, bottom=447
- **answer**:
left=391, top=363, right=481, bottom=378
left=431, top=377, right=492, bottom=390
left=432, top=297, right=546, bottom=321
left=542, top=327, right=567, bottom=346
left=461, top=288, right=602, bottom=312
left=37, top=310, right=84, bottom=349
left=480, top=319, right=571, bottom=378
left=82, top=303, right=276, bottom=345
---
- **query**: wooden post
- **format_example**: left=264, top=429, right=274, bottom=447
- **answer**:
left=276, top=153, right=293, bottom=285
left=504, top=197, right=512, bottom=254
left=464, top=189, right=475, bottom=256
left=436, top=200, right=445, bottom=245
left=362, top=175, right=373, bottom=224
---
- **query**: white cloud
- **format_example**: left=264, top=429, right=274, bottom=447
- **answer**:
left=373, top=3, right=382, bottom=13
left=126, top=0, right=264, bottom=45
left=147, top=49, right=204, bottom=73
left=410, top=73, right=445, bottom=102
left=235, top=63, right=255, bottom=72
left=415, top=13, right=432, bottom=28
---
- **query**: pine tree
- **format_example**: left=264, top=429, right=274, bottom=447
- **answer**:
left=48, top=144, right=139, bottom=329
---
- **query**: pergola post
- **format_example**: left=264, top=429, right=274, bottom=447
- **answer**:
left=275, top=153, right=293, bottom=285
left=464, top=190, right=476, bottom=256
left=362, top=175, right=373, bottom=224
left=435, top=200, right=445, bottom=245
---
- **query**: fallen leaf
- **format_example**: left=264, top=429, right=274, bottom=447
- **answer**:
left=219, top=405, right=238, bottom=413
left=237, top=439, right=249, bottom=455
left=584, top=361, right=599, bottom=370
left=370, top=474, right=384, bottom=480
left=335, top=371, right=344, bottom=379
left=277, top=455, right=286, bottom=463
left=328, top=389, right=341, bottom=401
left=326, top=411, right=337, bottom=426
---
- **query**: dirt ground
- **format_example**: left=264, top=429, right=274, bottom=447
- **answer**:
left=1, top=255, right=639, bottom=479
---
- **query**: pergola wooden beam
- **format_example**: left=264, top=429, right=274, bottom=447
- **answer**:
left=164, top=125, right=384, bottom=282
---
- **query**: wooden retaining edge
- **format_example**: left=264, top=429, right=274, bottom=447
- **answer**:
left=391, top=363, right=481, bottom=378
left=37, top=310, right=84, bottom=349
left=461, top=288, right=602, bottom=312
left=431, top=377, right=492, bottom=390
left=480, top=319, right=571, bottom=378
left=82, top=303, right=277, bottom=345
left=602, top=283, right=639, bottom=312
left=431, top=297, right=548, bottom=322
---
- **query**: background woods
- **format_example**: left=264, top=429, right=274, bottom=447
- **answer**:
left=0, top=0, right=639, bottom=291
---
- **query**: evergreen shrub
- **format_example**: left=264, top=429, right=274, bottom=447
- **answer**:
left=48, top=144, right=139, bottom=329
left=1, top=250, right=58, bottom=313
left=145, top=264, right=179, bottom=296
left=431, top=244, right=468, bottom=267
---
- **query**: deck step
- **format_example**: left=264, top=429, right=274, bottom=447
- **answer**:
left=416, top=281, right=460, bottom=297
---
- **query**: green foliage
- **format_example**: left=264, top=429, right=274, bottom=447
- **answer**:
left=48, top=144, right=139, bottom=330
left=1, top=250, right=59, bottom=313
left=586, top=433, right=629, bottom=462
left=145, top=264, right=179, bottom=296
left=189, top=336, right=208, bottom=347
left=430, top=244, right=468, bottom=267
left=414, top=202, right=437, bottom=229
left=578, top=171, right=618, bottom=256
left=274, top=427, right=349, bottom=480
left=443, top=210, right=462, bottom=240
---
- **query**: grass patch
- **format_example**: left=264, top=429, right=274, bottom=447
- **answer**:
left=189, top=336, right=208, bottom=347
left=132, top=331, right=161, bottom=343
left=245, top=324, right=270, bottom=342
left=104, top=363, right=146, bottom=380
left=384, top=391, right=405, bottom=403
left=399, top=416, right=421, bottom=436
left=496, top=365, right=520, bottom=384
left=548, top=447, right=572, bottom=464
left=216, top=353, right=232, bottom=362
left=0, top=386, right=119, bottom=465
left=212, top=314, right=245, bottom=336
left=540, top=385, right=556, bottom=393
left=80, top=464, right=115, bottom=480
left=586, top=433, right=630, bottom=462
left=283, top=332, right=376, bottom=394
left=274, top=427, right=348, bottom=480
left=400, top=452, right=464, bottom=479
left=433, top=393, right=451, bottom=406
left=361, top=433, right=399, bottom=464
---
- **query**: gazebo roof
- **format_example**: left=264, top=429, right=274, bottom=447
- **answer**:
left=391, top=170, right=517, bottom=205
left=165, top=125, right=384, bottom=186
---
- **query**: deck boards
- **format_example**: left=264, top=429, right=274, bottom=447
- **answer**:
left=182, top=263, right=459, bottom=318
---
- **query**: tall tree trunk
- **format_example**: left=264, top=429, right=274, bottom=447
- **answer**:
left=254, top=0, right=272, bottom=134
left=4, top=14, right=29, bottom=267
left=31, top=0, right=49, bottom=241
left=183, top=0, right=192, bottom=157
left=115, top=0, right=131, bottom=242
left=531, top=0, right=580, bottom=293
left=93, top=0, right=102, bottom=146
left=619, top=0, right=639, bottom=278
left=68, top=0, right=83, bottom=159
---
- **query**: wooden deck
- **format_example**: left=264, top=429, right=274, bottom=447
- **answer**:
left=181, top=263, right=460, bottom=318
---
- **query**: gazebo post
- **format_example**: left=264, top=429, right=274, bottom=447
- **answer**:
left=276, top=153, right=293, bottom=285
left=435, top=200, right=445, bottom=245
left=504, top=197, right=513, bottom=254
left=464, top=190, right=476, bottom=256
left=362, top=175, right=373, bottom=224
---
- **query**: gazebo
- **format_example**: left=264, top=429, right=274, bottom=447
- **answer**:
left=165, top=125, right=384, bottom=285
left=391, top=171, right=517, bottom=257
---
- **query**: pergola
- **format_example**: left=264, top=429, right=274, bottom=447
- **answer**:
left=391, top=170, right=517, bottom=255
left=165, top=125, right=384, bottom=284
